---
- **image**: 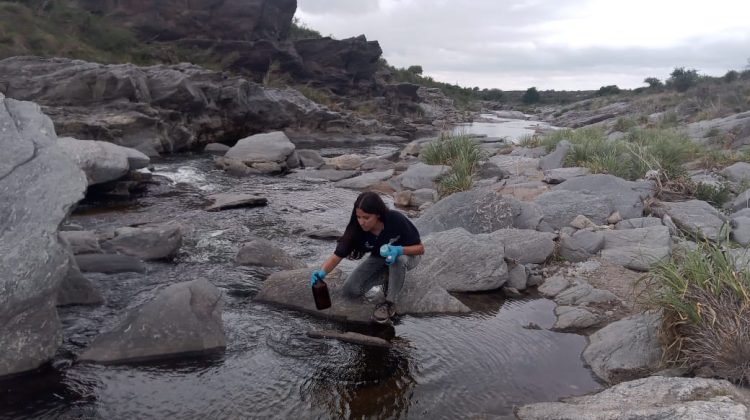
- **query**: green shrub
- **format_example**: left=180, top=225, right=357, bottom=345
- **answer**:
left=421, top=133, right=487, bottom=196
left=694, top=182, right=732, bottom=207
left=646, top=241, right=750, bottom=384
left=667, top=67, right=700, bottom=92
left=537, top=127, right=697, bottom=181
left=522, top=87, right=540, bottom=104
left=597, top=85, right=621, bottom=96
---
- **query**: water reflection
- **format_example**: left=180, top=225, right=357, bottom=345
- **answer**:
left=453, top=114, right=554, bottom=142
left=307, top=344, right=416, bottom=419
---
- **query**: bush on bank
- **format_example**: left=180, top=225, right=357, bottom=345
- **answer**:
left=645, top=241, right=750, bottom=384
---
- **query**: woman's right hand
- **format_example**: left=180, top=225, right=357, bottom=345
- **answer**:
left=310, top=269, right=326, bottom=286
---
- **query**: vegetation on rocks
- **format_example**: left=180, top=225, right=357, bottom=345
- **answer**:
left=421, top=133, right=487, bottom=196
left=646, top=241, right=750, bottom=384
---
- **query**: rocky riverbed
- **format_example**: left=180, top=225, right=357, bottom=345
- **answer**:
left=4, top=94, right=750, bottom=418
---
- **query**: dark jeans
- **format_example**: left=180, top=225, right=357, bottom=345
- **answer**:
left=342, top=255, right=421, bottom=305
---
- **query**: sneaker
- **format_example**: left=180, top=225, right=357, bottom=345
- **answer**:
left=372, top=301, right=395, bottom=324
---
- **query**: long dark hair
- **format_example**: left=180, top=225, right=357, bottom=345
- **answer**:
left=338, top=191, right=389, bottom=259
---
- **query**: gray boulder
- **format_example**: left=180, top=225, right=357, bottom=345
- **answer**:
left=256, top=268, right=469, bottom=323
left=296, top=149, right=325, bottom=169
left=554, top=279, right=620, bottom=306
left=102, top=223, right=182, bottom=260
left=553, top=174, right=653, bottom=219
left=75, top=254, right=146, bottom=274
left=0, top=94, right=87, bottom=377
left=730, top=188, right=750, bottom=212
left=205, top=192, right=268, bottom=211
left=59, top=230, right=102, bottom=254
left=410, top=228, right=508, bottom=292
left=236, top=237, right=306, bottom=269
left=416, top=188, right=542, bottom=235
left=333, top=169, right=394, bottom=190
left=516, top=376, right=749, bottom=420
left=560, top=230, right=605, bottom=262
left=225, top=131, right=295, bottom=173
left=487, top=155, right=541, bottom=179
left=600, top=226, right=672, bottom=271
left=583, top=312, right=662, bottom=384
left=538, top=274, right=570, bottom=298
left=731, top=217, right=750, bottom=246
left=553, top=306, right=601, bottom=331
left=542, top=166, right=590, bottom=184
left=486, top=228, right=556, bottom=264
left=615, top=217, right=663, bottom=230
left=721, top=161, right=750, bottom=183
left=398, top=162, right=450, bottom=190
left=58, top=137, right=150, bottom=185
left=80, top=279, right=225, bottom=363
left=534, top=190, right=616, bottom=230
left=662, top=200, right=730, bottom=241
left=204, top=143, right=230, bottom=155
left=56, top=252, right=103, bottom=306
left=360, top=156, right=395, bottom=171
left=538, top=140, right=571, bottom=170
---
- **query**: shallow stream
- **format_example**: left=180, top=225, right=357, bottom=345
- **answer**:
left=1, top=123, right=600, bottom=419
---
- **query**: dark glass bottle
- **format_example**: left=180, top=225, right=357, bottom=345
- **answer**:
left=312, top=280, right=331, bottom=310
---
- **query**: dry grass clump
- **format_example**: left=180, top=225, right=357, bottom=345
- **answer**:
left=646, top=242, right=750, bottom=384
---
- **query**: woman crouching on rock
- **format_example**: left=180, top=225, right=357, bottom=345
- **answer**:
left=311, top=191, right=424, bottom=323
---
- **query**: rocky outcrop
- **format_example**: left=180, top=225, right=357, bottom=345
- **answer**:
left=79, top=279, right=225, bottom=364
left=0, top=56, right=342, bottom=155
left=516, top=376, right=749, bottom=419
left=76, top=0, right=296, bottom=42
left=0, top=94, right=87, bottom=377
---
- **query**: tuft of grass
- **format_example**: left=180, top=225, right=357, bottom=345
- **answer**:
left=538, top=127, right=699, bottom=181
left=645, top=241, right=750, bottom=384
left=421, top=133, right=487, bottom=196
left=517, top=134, right=541, bottom=148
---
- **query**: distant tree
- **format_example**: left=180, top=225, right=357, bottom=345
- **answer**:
left=597, top=85, right=621, bottom=96
left=479, top=88, right=504, bottom=102
left=723, top=70, right=739, bottom=83
left=643, top=77, right=663, bottom=89
left=667, top=67, right=699, bottom=92
left=407, top=65, right=423, bottom=75
left=522, top=87, right=540, bottom=104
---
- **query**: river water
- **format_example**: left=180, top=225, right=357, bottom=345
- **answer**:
left=1, top=120, right=599, bottom=419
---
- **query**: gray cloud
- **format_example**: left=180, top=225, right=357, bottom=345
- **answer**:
left=297, top=0, right=380, bottom=15
left=296, top=0, right=750, bottom=90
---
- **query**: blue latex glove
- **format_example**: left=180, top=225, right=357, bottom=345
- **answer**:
left=310, top=269, right=326, bottom=286
left=379, top=244, right=404, bottom=265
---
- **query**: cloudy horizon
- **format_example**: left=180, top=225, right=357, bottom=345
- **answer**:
left=296, top=0, right=750, bottom=91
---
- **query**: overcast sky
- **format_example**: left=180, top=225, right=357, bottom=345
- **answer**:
left=295, top=0, right=750, bottom=91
